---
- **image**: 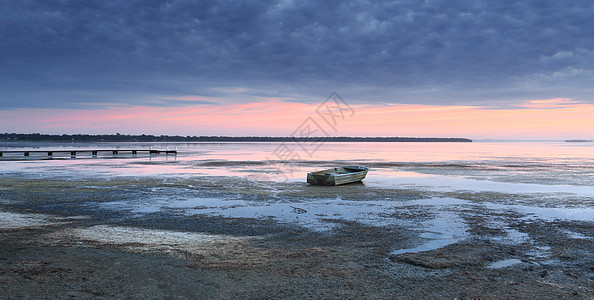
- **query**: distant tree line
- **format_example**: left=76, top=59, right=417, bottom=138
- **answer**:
left=0, top=133, right=472, bottom=143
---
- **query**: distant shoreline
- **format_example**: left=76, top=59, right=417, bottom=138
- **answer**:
left=564, top=139, right=592, bottom=143
left=0, top=133, right=472, bottom=143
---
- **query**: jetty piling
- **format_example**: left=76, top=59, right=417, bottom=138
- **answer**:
left=0, top=148, right=177, bottom=158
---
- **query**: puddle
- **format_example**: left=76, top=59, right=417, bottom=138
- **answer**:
left=561, top=230, right=591, bottom=240
left=483, top=203, right=594, bottom=222
left=487, top=258, right=523, bottom=269
left=390, top=211, right=469, bottom=255
left=491, top=228, right=531, bottom=245
left=101, top=196, right=405, bottom=231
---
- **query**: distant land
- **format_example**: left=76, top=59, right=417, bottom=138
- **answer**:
left=564, top=139, right=593, bottom=143
left=0, top=133, right=472, bottom=143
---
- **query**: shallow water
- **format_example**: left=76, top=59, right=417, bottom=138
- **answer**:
left=2, top=141, right=594, bottom=183
left=1, top=141, right=593, bottom=254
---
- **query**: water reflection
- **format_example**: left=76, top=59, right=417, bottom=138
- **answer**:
left=2, top=141, right=594, bottom=186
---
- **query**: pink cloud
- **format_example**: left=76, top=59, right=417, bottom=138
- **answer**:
left=517, top=98, right=583, bottom=109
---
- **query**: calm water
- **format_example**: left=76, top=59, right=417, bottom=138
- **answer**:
left=2, top=141, right=593, bottom=254
left=2, top=141, right=594, bottom=186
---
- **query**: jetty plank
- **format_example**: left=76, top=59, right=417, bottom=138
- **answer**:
left=0, top=149, right=177, bottom=158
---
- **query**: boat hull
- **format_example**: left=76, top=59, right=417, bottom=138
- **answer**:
left=307, top=166, right=368, bottom=186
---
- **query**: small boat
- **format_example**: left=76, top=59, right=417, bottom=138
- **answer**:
left=307, top=166, right=369, bottom=186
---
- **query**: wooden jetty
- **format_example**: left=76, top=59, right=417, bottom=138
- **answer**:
left=0, top=149, right=177, bottom=157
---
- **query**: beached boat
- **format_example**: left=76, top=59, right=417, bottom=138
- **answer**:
left=307, top=166, right=369, bottom=186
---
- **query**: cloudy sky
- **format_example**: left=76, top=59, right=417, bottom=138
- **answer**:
left=2, top=0, right=594, bottom=138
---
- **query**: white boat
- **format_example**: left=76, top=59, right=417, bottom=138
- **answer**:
left=307, top=166, right=368, bottom=186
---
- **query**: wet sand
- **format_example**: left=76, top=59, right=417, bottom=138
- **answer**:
left=1, top=175, right=592, bottom=299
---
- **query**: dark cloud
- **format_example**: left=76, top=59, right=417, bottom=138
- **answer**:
left=2, top=0, right=594, bottom=109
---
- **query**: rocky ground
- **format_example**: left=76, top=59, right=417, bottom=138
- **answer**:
left=1, top=176, right=592, bottom=299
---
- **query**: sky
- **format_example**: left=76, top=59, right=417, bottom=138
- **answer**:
left=2, top=0, right=594, bottom=139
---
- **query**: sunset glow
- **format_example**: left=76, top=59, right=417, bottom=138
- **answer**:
left=3, top=1, right=594, bottom=140
left=2, top=98, right=592, bottom=139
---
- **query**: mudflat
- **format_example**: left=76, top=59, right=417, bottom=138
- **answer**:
left=1, top=176, right=592, bottom=299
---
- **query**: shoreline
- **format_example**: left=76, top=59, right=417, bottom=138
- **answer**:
left=0, top=133, right=472, bottom=143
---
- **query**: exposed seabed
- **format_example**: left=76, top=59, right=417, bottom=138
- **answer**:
left=1, top=170, right=592, bottom=299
